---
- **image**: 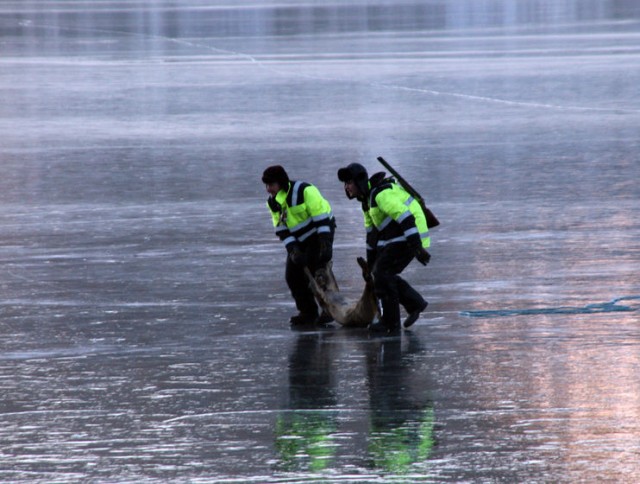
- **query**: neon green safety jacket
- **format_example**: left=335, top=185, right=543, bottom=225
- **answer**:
left=267, top=180, right=334, bottom=250
left=364, top=178, right=430, bottom=254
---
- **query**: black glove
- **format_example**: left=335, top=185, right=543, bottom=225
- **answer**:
left=288, top=244, right=307, bottom=266
left=318, top=236, right=332, bottom=265
left=357, top=256, right=374, bottom=283
left=414, top=247, right=431, bottom=266
left=267, top=196, right=281, bottom=213
left=366, top=249, right=377, bottom=269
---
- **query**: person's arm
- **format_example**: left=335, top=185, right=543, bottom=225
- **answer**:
left=304, top=185, right=333, bottom=235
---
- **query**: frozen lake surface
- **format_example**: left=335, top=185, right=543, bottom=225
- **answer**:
left=1, top=1, right=639, bottom=482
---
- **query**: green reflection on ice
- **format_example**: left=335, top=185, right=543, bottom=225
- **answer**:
left=274, top=411, right=337, bottom=471
left=368, top=407, right=435, bottom=473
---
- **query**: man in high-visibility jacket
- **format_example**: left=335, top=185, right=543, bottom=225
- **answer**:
left=262, top=165, right=336, bottom=326
left=337, top=163, right=430, bottom=334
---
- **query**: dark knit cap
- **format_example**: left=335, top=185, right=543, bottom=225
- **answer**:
left=337, top=163, right=368, bottom=183
left=261, top=165, right=290, bottom=186
left=338, top=162, right=369, bottom=195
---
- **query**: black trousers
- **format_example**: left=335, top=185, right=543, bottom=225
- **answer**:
left=371, top=242, right=426, bottom=329
left=285, top=231, right=334, bottom=316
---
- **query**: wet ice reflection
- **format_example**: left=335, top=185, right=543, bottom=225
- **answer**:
left=274, top=332, right=434, bottom=475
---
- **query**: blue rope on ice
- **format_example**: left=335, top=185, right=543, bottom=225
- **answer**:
left=460, top=296, right=640, bottom=318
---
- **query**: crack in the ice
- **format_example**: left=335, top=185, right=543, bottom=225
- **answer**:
left=460, top=296, right=640, bottom=318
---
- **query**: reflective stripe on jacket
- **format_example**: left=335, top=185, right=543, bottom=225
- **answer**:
left=267, top=180, right=334, bottom=250
left=364, top=180, right=430, bottom=250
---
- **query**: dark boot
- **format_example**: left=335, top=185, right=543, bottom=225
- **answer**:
left=403, top=300, right=428, bottom=328
left=369, top=319, right=400, bottom=335
left=369, top=319, right=389, bottom=334
left=377, top=295, right=401, bottom=333
left=290, top=312, right=318, bottom=326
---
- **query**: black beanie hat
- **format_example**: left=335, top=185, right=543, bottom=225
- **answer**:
left=337, top=163, right=369, bottom=199
left=261, top=165, right=290, bottom=187
left=337, top=163, right=368, bottom=183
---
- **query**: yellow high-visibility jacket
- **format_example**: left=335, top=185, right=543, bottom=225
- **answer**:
left=364, top=179, right=429, bottom=254
left=267, top=180, right=334, bottom=250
